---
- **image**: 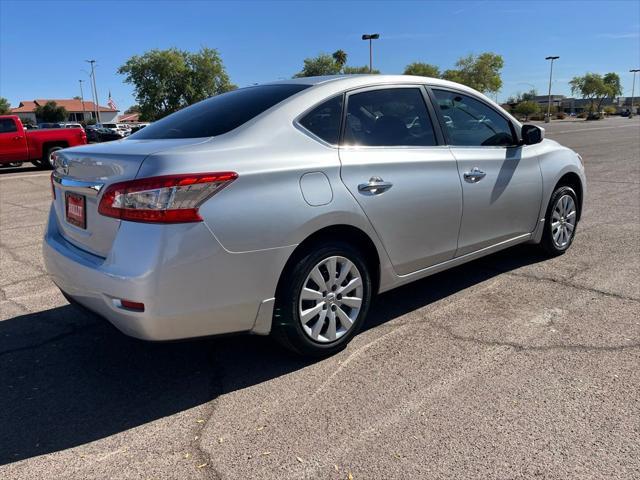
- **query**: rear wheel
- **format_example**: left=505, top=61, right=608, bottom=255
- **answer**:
left=540, top=186, right=579, bottom=256
left=33, top=146, right=63, bottom=169
left=273, top=242, right=372, bottom=357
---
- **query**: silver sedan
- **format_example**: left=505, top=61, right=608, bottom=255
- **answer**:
left=43, top=75, right=586, bottom=356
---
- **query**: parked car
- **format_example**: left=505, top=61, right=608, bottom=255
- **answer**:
left=62, top=122, right=84, bottom=130
left=98, top=123, right=123, bottom=136
left=0, top=115, right=87, bottom=168
left=128, top=123, right=150, bottom=134
left=44, top=75, right=586, bottom=356
left=86, top=127, right=122, bottom=143
left=37, top=122, right=63, bottom=129
left=116, top=124, right=132, bottom=136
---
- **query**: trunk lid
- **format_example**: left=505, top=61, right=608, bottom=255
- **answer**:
left=52, top=138, right=203, bottom=257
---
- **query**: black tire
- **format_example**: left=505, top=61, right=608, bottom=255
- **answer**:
left=272, top=241, right=373, bottom=357
left=540, top=185, right=579, bottom=256
left=33, top=146, right=62, bottom=169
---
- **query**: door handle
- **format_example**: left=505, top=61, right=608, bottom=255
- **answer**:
left=13, top=136, right=23, bottom=140
left=358, top=176, right=393, bottom=195
left=463, top=167, right=486, bottom=183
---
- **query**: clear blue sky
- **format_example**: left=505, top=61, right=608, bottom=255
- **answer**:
left=1, top=0, right=639, bottom=111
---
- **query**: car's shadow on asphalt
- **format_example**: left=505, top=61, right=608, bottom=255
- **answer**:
left=0, top=245, right=548, bottom=465
left=0, top=165, right=41, bottom=175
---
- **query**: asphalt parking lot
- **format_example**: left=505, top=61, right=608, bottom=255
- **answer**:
left=1, top=117, right=639, bottom=479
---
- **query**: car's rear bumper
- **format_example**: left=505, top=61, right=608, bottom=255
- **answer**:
left=42, top=207, right=293, bottom=340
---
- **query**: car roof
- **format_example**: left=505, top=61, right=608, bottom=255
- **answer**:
left=264, top=74, right=472, bottom=91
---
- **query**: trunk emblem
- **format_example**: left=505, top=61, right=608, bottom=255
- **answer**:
left=56, top=156, right=69, bottom=175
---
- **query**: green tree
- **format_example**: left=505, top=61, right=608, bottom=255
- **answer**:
left=294, top=53, right=342, bottom=77
left=332, top=49, right=348, bottom=69
left=342, top=65, right=380, bottom=74
left=443, top=52, right=504, bottom=94
left=125, top=105, right=141, bottom=114
left=570, top=72, right=622, bottom=115
left=507, top=89, right=537, bottom=104
left=118, top=47, right=236, bottom=121
left=514, top=100, right=540, bottom=121
left=295, top=50, right=381, bottom=77
left=0, top=97, right=11, bottom=114
left=403, top=62, right=441, bottom=78
left=21, top=117, right=36, bottom=127
left=35, top=101, right=68, bottom=122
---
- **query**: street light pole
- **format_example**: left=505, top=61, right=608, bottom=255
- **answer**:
left=78, top=80, right=86, bottom=123
left=545, top=56, right=559, bottom=123
left=86, top=60, right=101, bottom=124
left=629, top=69, right=639, bottom=119
left=361, top=33, right=380, bottom=73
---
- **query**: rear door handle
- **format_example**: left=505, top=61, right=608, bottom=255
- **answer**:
left=358, top=176, right=393, bottom=195
left=463, top=167, right=486, bottom=183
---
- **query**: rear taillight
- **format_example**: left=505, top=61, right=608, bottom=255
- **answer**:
left=50, top=172, right=56, bottom=200
left=98, top=172, right=237, bottom=223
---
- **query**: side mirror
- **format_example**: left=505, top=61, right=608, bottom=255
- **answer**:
left=521, top=124, right=544, bottom=145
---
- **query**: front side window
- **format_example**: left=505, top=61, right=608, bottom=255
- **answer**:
left=432, top=89, right=515, bottom=146
left=298, top=95, right=343, bottom=145
left=132, top=84, right=309, bottom=140
left=344, top=88, right=437, bottom=147
left=0, top=119, right=17, bottom=133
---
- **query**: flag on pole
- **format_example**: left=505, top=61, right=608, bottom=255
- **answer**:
left=107, top=91, right=117, bottom=111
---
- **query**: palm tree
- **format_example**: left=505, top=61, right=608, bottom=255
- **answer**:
left=332, top=50, right=348, bottom=70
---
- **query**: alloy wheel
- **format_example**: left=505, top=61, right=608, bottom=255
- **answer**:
left=298, top=256, right=363, bottom=343
left=551, top=194, right=577, bottom=249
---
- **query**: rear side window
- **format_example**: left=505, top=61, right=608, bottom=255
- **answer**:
left=0, top=119, right=17, bottom=133
left=432, top=89, right=515, bottom=146
left=344, top=88, right=437, bottom=147
left=132, top=84, right=310, bottom=139
left=298, top=95, right=343, bottom=145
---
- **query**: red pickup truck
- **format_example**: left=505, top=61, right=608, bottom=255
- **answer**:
left=0, top=115, right=87, bottom=169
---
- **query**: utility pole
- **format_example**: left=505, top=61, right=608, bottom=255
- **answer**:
left=545, top=56, right=559, bottom=123
left=630, top=69, right=639, bottom=119
left=361, top=33, right=380, bottom=73
left=86, top=60, right=101, bottom=124
left=78, top=79, right=87, bottom=123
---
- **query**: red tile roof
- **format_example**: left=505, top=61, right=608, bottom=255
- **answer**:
left=118, top=113, right=140, bottom=122
left=11, top=99, right=118, bottom=113
left=11, top=101, right=37, bottom=113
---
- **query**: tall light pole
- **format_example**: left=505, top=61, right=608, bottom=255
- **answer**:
left=86, top=60, right=101, bottom=124
left=361, top=33, right=380, bottom=73
left=81, top=68, right=97, bottom=122
left=78, top=79, right=87, bottom=123
left=545, top=56, right=559, bottom=123
left=629, top=69, right=639, bottom=119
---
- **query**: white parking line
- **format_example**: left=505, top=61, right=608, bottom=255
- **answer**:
left=550, top=124, right=640, bottom=135
left=0, top=172, right=52, bottom=180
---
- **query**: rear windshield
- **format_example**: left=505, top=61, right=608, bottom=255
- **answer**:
left=131, top=84, right=310, bottom=139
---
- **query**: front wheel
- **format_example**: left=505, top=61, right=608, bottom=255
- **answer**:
left=33, top=146, right=63, bottom=169
left=540, top=186, right=579, bottom=256
left=273, top=242, right=372, bottom=357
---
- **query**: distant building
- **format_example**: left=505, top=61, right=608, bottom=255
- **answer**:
left=11, top=98, right=119, bottom=124
left=505, top=94, right=638, bottom=115
left=117, top=112, right=141, bottom=123
left=532, top=95, right=566, bottom=110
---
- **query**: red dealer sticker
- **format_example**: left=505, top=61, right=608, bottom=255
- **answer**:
left=65, top=192, right=86, bottom=229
